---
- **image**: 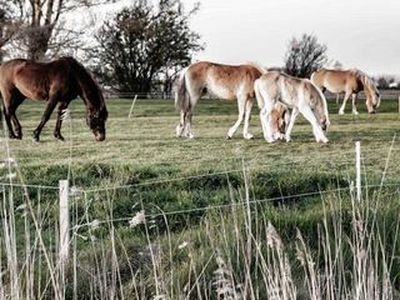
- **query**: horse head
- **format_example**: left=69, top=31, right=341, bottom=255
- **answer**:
left=87, top=105, right=108, bottom=141
left=362, top=75, right=380, bottom=114
left=270, top=104, right=289, bottom=140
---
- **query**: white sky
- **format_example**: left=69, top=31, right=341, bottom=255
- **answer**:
left=95, top=0, right=400, bottom=76
left=181, top=0, right=400, bottom=76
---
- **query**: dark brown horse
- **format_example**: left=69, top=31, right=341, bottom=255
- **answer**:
left=0, top=57, right=108, bottom=142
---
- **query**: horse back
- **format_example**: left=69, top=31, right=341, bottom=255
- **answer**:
left=0, top=58, right=79, bottom=101
left=186, top=61, right=261, bottom=100
left=315, top=68, right=363, bottom=93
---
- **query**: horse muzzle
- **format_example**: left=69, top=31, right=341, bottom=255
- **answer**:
left=94, top=131, right=106, bottom=142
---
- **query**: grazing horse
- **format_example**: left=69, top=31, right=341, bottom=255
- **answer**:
left=311, top=68, right=380, bottom=115
left=175, top=61, right=287, bottom=139
left=254, top=71, right=330, bottom=143
left=0, top=57, right=108, bottom=142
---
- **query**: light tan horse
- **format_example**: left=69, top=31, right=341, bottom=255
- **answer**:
left=255, top=71, right=330, bottom=143
left=311, top=68, right=380, bottom=115
left=175, top=61, right=287, bottom=139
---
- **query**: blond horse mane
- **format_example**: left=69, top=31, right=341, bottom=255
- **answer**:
left=351, top=69, right=378, bottom=99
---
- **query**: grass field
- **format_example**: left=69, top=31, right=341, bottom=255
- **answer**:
left=1, top=98, right=400, bottom=299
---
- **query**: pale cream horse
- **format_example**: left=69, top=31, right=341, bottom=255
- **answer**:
left=175, top=61, right=288, bottom=139
left=254, top=71, right=330, bottom=143
left=311, top=68, right=380, bottom=115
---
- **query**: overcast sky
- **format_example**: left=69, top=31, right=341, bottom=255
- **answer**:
left=100, top=0, right=399, bottom=76
left=180, top=0, right=400, bottom=76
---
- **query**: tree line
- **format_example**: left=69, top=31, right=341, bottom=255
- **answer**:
left=1, top=0, right=392, bottom=96
left=0, top=0, right=203, bottom=96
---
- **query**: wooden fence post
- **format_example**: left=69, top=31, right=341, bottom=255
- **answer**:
left=59, top=179, right=70, bottom=290
left=128, top=95, right=138, bottom=119
left=355, top=142, right=361, bottom=202
left=398, top=95, right=400, bottom=114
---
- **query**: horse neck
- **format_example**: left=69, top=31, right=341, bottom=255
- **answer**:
left=81, top=88, right=103, bottom=113
left=77, top=74, right=104, bottom=113
left=361, top=77, right=374, bottom=103
left=311, top=82, right=329, bottom=121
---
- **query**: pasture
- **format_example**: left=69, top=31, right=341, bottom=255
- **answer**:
left=2, top=97, right=400, bottom=299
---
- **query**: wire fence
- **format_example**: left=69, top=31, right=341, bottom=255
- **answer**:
left=104, top=89, right=400, bottom=101
left=1, top=143, right=399, bottom=193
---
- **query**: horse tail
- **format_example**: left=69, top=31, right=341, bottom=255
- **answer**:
left=175, top=68, right=190, bottom=112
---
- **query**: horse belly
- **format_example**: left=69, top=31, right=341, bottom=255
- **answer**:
left=325, top=82, right=344, bottom=94
left=16, top=84, right=48, bottom=101
left=207, top=81, right=236, bottom=100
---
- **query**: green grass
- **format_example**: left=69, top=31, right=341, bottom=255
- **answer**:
left=7, top=98, right=400, bottom=215
left=8, top=98, right=400, bottom=178
left=1, top=98, right=400, bottom=299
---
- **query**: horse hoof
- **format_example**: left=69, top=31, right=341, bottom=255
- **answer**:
left=33, top=136, right=40, bottom=143
left=353, top=111, right=359, bottom=115
left=338, top=110, right=344, bottom=115
left=243, top=133, right=254, bottom=140
left=55, top=135, right=65, bottom=141
left=226, top=135, right=232, bottom=140
left=265, top=137, right=276, bottom=143
left=318, top=138, right=329, bottom=144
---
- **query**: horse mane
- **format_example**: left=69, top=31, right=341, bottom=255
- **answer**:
left=64, top=57, right=107, bottom=117
left=350, top=68, right=376, bottom=91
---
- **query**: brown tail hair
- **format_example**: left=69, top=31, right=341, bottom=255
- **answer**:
left=175, top=69, right=190, bottom=112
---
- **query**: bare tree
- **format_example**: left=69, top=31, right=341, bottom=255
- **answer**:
left=375, top=75, right=395, bottom=89
left=284, top=33, right=328, bottom=78
left=0, top=1, right=23, bottom=62
left=5, top=0, right=113, bottom=61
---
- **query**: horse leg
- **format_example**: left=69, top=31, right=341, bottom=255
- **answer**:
left=259, top=108, right=268, bottom=140
left=284, top=108, right=299, bottom=142
left=338, top=92, right=351, bottom=115
left=351, top=93, right=359, bottom=115
left=183, top=109, right=194, bottom=139
left=299, top=105, right=328, bottom=143
left=176, top=110, right=186, bottom=137
left=9, top=92, right=26, bottom=139
left=242, top=99, right=254, bottom=139
left=54, top=102, right=69, bottom=141
left=33, top=96, right=59, bottom=142
left=1, top=91, right=18, bottom=139
left=10, top=113, right=22, bottom=139
left=257, top=98, right=276, bottom=142
left=227, top=96, right=245, bottom=139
